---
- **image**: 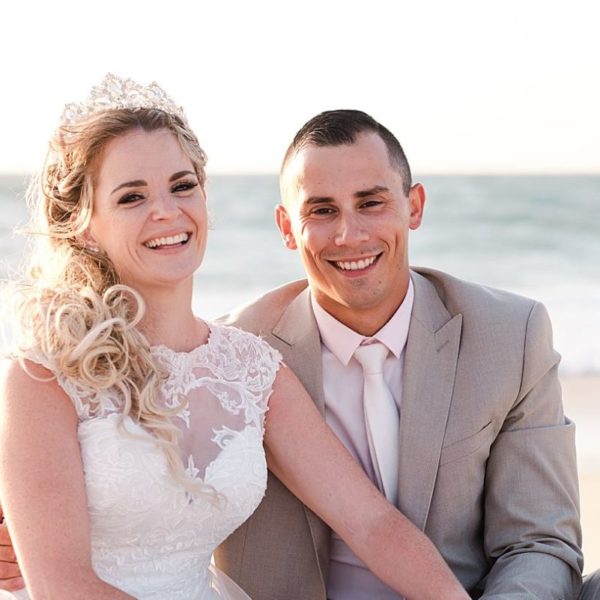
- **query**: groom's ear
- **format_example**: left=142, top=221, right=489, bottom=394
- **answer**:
left=275, top=204, right=298, bottom=250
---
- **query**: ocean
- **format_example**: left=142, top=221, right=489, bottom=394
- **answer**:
left=1, top=174, right=598, bottom=375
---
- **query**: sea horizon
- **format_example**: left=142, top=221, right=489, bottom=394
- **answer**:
left=1, top=173, right=599, bottom=376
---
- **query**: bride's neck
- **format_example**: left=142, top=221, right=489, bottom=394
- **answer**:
left=137, top=284, right=209, bottom=352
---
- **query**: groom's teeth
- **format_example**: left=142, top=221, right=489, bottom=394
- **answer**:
left=145, top=233, right=189, bottom=248
left=335, top=256, right=377, bottom=271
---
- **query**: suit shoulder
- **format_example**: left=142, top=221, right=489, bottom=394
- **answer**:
left=216, top=279, right=309, bottom=336
left=411, top=266, right=540, bottom=322
left=411, top=268, right=557, bottom=377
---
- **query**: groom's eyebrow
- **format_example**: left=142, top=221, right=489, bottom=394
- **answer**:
left=304, top=186, right=390, bottom=205
left=304, top=196, right=334, bottom=204
left=355, top=185, right=389, bottom=198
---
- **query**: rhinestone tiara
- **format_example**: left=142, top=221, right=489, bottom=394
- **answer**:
left=60, top=73, right=187, bottom=127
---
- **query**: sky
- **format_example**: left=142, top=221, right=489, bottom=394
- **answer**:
left=1, top=0, right=599, bottom=175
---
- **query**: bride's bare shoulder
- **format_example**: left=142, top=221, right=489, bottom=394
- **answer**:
left=0, top=358, right=70, bottom=411
left=1, top=357, right=54, bottom=384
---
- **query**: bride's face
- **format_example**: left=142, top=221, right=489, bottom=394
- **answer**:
left=88, top=127, right=208, bottom=296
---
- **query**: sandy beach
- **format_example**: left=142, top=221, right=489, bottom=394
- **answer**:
left=562, top=375, right=600, bottom=575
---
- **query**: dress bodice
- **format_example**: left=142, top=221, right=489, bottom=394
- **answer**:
left=19, top=323, right=281, bottom=600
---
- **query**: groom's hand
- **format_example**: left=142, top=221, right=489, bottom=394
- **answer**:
left=0, top=506, right=24, bottom=591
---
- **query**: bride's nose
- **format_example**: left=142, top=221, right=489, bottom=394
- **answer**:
left=151, top=192, right=179, bottom=221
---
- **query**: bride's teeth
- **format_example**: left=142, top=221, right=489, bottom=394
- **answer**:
left=335, top=256, right=377, bottom=271
left=145, top=233, right=189, bottom=248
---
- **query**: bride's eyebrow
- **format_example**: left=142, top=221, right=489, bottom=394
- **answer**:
left=170, top=170, right=196, bottom=181
left=110, top=171, right=197, bottom=195
left=111, top=180, right=146, bottom=195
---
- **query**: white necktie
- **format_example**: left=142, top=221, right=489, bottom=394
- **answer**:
left=353, top=342, right=399, bottom=505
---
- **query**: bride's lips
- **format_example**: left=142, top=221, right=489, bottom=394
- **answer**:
left=143, top=232, right=192, bottom=249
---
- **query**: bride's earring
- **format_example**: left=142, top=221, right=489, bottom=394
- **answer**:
left=79, top=227, right=101, bottom=253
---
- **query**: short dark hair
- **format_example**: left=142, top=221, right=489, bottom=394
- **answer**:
left=281, top=109, right=412, bottom=194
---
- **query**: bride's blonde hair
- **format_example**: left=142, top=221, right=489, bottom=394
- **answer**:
left=4, top=107, right=220, bottom=499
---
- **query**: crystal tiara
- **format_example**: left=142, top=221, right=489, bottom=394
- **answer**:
left=60, top=73, right=187, bottom=127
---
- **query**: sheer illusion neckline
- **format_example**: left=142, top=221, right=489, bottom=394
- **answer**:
left=150, top=319, right=214, bottom=359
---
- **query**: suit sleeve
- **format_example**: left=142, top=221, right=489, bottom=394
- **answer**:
left=479, top=301, right=583, bottom=599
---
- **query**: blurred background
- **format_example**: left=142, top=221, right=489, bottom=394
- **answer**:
left=1, top=0, right=598, bottom=574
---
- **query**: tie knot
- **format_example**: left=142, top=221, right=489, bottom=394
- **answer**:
left=353, top=342, right=389, bottom=374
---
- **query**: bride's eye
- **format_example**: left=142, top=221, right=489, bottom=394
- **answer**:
left=172, top=181, right=199, bottom=194
left=118, top=192, right=144, bottom=205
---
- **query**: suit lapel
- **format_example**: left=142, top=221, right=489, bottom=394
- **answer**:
left=398, top=271, right=462, bottom=530
left=270, top=287, right=326, bottom=415
left=268, top=287, right=331, bottom=578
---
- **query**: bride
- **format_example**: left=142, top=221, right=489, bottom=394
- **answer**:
left=0, top=75, right=467, bottom=600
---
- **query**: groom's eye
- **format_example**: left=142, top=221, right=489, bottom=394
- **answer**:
left=361, top=199, right=383, bottom=208
left=311, top=206, right=336, bottom=216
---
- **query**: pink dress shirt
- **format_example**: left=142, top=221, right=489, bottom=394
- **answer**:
left=311, top=280, right=414, bottom=600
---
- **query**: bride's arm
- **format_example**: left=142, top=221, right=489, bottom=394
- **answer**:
left=0, top=360, right=134, bottom=600
left=264, top=365, right=469, bottom=600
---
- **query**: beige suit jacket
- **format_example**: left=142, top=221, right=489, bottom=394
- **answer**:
left=214, top=267, right=583, bottom=599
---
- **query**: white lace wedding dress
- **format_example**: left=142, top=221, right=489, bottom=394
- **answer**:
left=3, top=323, right=281, bottom=600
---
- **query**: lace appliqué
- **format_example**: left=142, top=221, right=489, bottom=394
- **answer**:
left=153, top=324, right=281, bottom=432
left=19, top=348, right=122, bottom=420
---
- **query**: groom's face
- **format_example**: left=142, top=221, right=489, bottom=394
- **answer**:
left=277, top=132, right=425, bottom=334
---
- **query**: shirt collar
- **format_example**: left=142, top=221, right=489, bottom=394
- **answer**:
left=311, top=278, right=414, bottom=366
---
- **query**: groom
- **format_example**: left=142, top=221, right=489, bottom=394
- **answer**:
left=214, top=110, right=589, bottom=598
